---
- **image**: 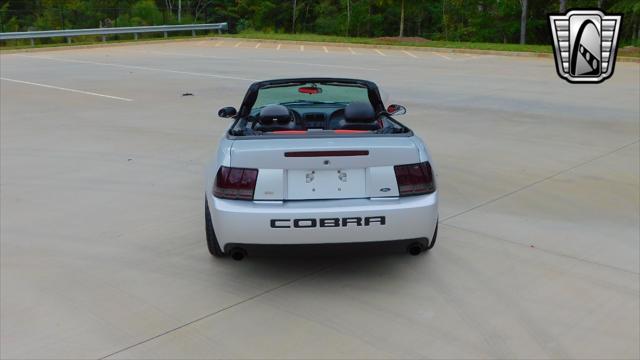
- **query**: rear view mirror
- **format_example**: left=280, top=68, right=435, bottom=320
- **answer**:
left=218, top=106, right=237, bottom=118
left=387, top=104, right=406, bottom=115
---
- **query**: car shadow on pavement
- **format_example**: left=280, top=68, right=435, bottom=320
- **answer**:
left=209, top=243, right=434, bottom=280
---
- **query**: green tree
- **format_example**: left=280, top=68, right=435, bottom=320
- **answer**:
left=611, top=0, right=640, bottom=43
left=131, top=0, right=163, bottom=25
left=2, top=0, right=638, bottom=46
left=0, top=2, right=19, bottom=32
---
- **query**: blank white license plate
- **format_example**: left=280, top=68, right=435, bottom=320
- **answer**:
left=287, top=169, right=366, bottom=200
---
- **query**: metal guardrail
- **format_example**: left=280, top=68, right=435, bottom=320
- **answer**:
left=0, top=23, right=228, bottom=45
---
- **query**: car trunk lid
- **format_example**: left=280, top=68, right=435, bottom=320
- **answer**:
left=229, top=137, right=419, bottom=200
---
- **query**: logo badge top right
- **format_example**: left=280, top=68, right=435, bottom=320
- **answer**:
left=549, top=10, right=622, bottom=83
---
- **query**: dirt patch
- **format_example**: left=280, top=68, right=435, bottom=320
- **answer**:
left=376, top=36, right=431, bottom=43
left=619, top=46, right=639, bottom=57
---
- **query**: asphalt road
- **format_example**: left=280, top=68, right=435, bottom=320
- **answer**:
left=1, top=39, right=639, bottom=359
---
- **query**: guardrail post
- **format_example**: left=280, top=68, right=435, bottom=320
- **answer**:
left=164, top=31, right=168, bottom=38
left=66, top=37, right=71, bottom=44
left=30, top=39, right=35, bottom=46
left=218, top=28, right=222, bottom=35
left=102, top=35, right=106, bottom=42
left=192, top=30, right=196, bottom=37
left=134, top=33, right=138, bottom=40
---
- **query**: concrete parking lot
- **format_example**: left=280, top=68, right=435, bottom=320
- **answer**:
left=1, top=39, right=639, bottom=359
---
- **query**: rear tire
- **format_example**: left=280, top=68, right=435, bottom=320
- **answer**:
left=425, top=221, right=438, bottom=250
left=205, top=198, right=224, bottom=257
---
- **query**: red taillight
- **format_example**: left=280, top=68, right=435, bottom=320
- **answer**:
left=213, top=166, right=258, bottom=200
left=394, top=161, right=435, bottom=196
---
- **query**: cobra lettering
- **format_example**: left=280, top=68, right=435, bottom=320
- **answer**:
left=270, top=216, right=386, bottom=228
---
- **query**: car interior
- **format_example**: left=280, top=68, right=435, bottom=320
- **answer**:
left=243, top=101, right=406, bottom=135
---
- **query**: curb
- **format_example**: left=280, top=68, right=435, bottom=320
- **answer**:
left=1, top=36, right=638, bottom=63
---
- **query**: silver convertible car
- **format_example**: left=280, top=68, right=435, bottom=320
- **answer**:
left=205, top=78, right=438, bottom=260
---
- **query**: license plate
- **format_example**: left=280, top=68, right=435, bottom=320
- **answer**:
left=287, top=169, right=366, bottom=200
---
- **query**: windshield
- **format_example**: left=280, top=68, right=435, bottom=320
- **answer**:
left=252, top=82, right=370, bottom=111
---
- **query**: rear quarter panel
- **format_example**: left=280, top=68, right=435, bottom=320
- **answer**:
left=205, top=136, right=233, bottom=197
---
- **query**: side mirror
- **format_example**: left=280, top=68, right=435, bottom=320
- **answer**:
left=218, top=106, right=237, bottom=118
left=386, top=104, right=406, bottom=116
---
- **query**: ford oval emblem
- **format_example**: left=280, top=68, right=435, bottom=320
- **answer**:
left=380, top=187, right=391, bottom=193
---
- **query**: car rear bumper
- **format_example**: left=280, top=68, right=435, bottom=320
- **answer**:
left=207, top=193, right=438, bottom=249
left=223, top=238, right=430, bottom=256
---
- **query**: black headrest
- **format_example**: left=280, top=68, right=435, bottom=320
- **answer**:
left=345, top=101, right=375, bottom=123
left=259, top=104, right=291, bottom=125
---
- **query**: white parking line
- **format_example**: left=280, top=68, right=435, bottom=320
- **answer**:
left=300, top=45, right=304, bottom=52
left=374, top=49, right=386, bottom=56
left=14, top=55, right=258, bottom=82
left=348, top=47, right=356, bottom=55
left=215, top=41, right=222, bottom=47
left=234, top=42, right=241, bottom=47
left=459, top=54, right=495, bottom=61
left=144, top=50, right=223, bottom=58
left=323, top=46, right=329, bottom=53
left=277, top=44, right=282, bottom=50
left=123, top=50, right=379, bottom=71
left=0, top=77, right=133, bottom=101
left=402, top=50, right=418, bottom=58
left=255, top=43, right=261, bottom=49
left=433, top=52, right=452, bottom=60
left=255, top=59, right=378, bottom=71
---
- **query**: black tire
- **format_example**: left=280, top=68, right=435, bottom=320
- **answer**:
left=205, top=198, right=224, bottom=257
left=425, top=221, right=438, bottom=250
